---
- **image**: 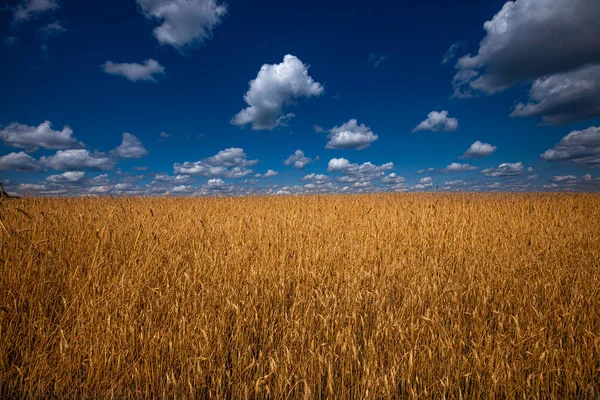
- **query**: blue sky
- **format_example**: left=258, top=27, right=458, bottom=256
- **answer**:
left=1, top=0, right=599, bottom=196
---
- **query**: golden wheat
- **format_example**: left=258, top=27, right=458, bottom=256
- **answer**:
left=1, top=193, right=599, bottom=398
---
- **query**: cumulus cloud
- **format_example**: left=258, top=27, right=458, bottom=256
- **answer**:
left=201, top=178, right=234, bottom=194
left=136, top=0, right=226, bottom=49
left=380, top=172, right=406, bottom=185
left=0, top=121, right=83, bottom=152
left=453, top=0, right=600, bottom=95
left=444, top=162, right=478, bottom=172
left=102, top=59, right=165, bottom=82
left=441, top=41, right=467, bottom=65
left=0, top=152, right=41, bottom=171
left=255, top=169, right=278, bottom=178
left=284, top=149, right=312, bottom=169
left=412, top=111, right=458, bottom=132
left=152, top=173, right=193, bottom=184
left=482, top=162, right=523, bottom=177
left=328, top=157, right=393, bottom=183
left=540, top=126, right=600, bottom=166
left=232, top=55, right=324, bottom=130
left=417, top=167, right=435, bottom=174
left=41, top=149, right=115, bottom=171
left=326, top=119, right=378, bottom=150
left=110, top=133, right=149, bottom=159
left=510, top=65, right=600, bottom=125
left=45, top=171, right=85, bottom=183
left=461, top=141, right=497, bottom=158
left=173, top=147, right=258, bottom=178
left=12, top=0, right=59, bottom=22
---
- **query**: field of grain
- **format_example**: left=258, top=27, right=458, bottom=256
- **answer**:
left=1, top=193, right=599, bottom=398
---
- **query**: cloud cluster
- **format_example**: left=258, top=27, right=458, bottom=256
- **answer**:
left=136, top=0, right=227, bottom=49
left=412, top=111, right=458, bottom=132
left=540, top=126, right=600, bottom=167
left=0, top=121, right=83, bottom=152
left=328, top=158, right=393, bottom=184
left=102, top=59, right=165, bottom=82
left=255, top=169, right=278, bottom=178
left=284, top=149, right=312, bottom=169
left=232, top=55, right=324, bottom=130
left=326, top=119, right=378, bottom=150
left=482, top=162, right=523, bottom=177
left=453, top=0, right=600, bottom=123
left=174, top=147, right=258, bottom=178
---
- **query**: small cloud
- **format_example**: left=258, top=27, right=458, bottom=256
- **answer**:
left=159, top=132, right=171, bottom=141
left=255, top=169, right=278, bottom=178
left=0, top=152, right=42, bottom=172
left=313, top=124, right=325, bottom=133
left=102, top=59, right=166, bottom=82
left=284, top=149, right=312, bottom=169
left=12, top=0, right=60, bottom=22
left=444, top=162, right=478, bottom=172
left=461, top=141, right=497, bottom=158
left=441, top=41, right=467, bottom=65
left=3, top=36, right=19, bottom=46
left=326, top=119, right=378, bottom=150
left=417, top=167, right=435, bottom=174
left=481, top=162, right=523, bottom=177
left=0, top=120, right=83, bottom=152
left=412, top=110, right=458, bottom=132
left=110, top=133, right=149, bottom=159
left=41, top=149, right=115, bottom=171
left=39, top=21, right=66, bottom=38
left=368, top=52, right=387, bottom=68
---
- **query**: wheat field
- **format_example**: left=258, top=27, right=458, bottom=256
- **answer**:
left=0, top=193, right=599, bottom=398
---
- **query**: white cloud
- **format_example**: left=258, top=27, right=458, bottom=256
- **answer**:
left=110, top=133, right=149, bottom=159
left=255, top=169, right=278, bottom=178
left=441, top=41, right=467, bottom=65
left=232, top=55, right=324, bottom=130
left=445, top=162, right=478, bottom=172
left=326, top=119, right=378, bottom=150
left=0, top=152, right=41, bottom=171
left=461, top=141, right=497, bottom=158
left=0, top=121, right=83, bottom=152
left=45, top=171, right=85, bottom=183
left=136, top=0, right=227, bottom=49
left=41, top=149, right=115, bottom=171
left=417, top=167, right=435, bottom=174
left=412, top=111, right=458, bottom=132
left=444, top=180, right=466, bottom=186
left=102, top=59, right=165, bottom=82
left=13, top=0, right=59, bottom=22
left=284, top=149, right=312, bottom=169
left=18, top=183, right=47, bottom=192
left=313, top=124, right=325, bottom=133
left=202, top=178, right=234, bottom=194
left=540, top=126, right=600, bottom=166
left=510, top=65, right=600, bottom=125
left=453, top=0, right=600, bottom=95
left=482, top=162, right=523, bottom=177
left=174, top=147, right=257, bottom=178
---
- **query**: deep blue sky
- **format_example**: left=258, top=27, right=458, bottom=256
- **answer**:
left=1, top=0, right=599, bottom=195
